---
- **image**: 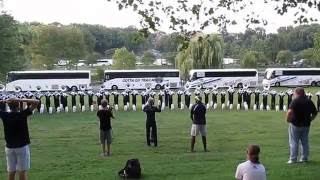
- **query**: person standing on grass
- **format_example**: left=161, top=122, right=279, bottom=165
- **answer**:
left=97, top=99, right=115, bottom=157
left=143, top=97, right=161, bottom=147
left=0, top=98, right=39, bottom=180
left=286, top=87, right=317, bottom=164
left=190, top=96, right=207, bottom=152
left=235, top=145, right=266, bottom=180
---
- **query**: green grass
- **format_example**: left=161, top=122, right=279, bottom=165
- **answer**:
left=1, top=109, right=320, bottom=180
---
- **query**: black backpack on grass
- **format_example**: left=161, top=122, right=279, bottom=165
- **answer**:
left=118, top=159, right=141, bottom=179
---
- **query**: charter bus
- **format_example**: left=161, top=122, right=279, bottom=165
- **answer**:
left=188, top=69, right=259, bottom=88
left=5, top=70, right=91, bottom=92
left=103, top=69, right=181, bottom=90
left=262, top=68, right=320, bottom=87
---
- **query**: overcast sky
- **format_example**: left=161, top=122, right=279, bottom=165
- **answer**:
left=3, top=0, right=320, bottom=33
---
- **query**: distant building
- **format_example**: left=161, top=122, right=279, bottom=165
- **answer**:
left=223, top=58, right=239, bottom=65
left=153, top=59, right=167, bottom=66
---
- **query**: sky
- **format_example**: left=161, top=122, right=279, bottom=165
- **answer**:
left=3, top=0, right=320, bottom=34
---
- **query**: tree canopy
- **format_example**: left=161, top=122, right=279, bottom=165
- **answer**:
left=112, top=47, right=136, bottom=69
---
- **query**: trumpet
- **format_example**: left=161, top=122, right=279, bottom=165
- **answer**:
left=15, top=86, right=22, bottom=93
left=36, top=86, right=42, bottom=92
left=61, top=85, right=68, bottom=92
left=0, top=84, right=5, bottom=92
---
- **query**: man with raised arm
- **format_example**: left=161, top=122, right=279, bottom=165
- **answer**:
left=0, top=98, right=39, bottom=180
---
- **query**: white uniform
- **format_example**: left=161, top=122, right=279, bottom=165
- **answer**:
left=235, top=160, right=266, bottom=180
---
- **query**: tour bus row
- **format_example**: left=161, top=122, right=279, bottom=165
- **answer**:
left=1, top=68, right=320, bottom=92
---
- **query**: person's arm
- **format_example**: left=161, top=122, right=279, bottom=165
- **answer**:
left=310, top=101, right=318, bottom=121
left=8, top=98, right=40, bottom=111
left=286, top=109, right=294, bottom=123
left=152, top=105, right=161, bottom=113
left=235, top=164, right=243, bottom=180
left=190, top=105, right=194, bottom=121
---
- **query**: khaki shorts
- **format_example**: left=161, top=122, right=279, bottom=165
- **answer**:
left=5, top=145, right=30, bottom=172
left=190, top=124, right=207, bottom=136
left=100, top=130, right=112, bottom=144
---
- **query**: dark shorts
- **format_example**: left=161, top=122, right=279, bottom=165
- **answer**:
left=100, top=130, right=112, bottom=144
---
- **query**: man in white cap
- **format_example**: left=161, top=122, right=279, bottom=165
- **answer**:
left=190, top=96, right=207, bottom=152
left=143, top=97, right=161, bottom=147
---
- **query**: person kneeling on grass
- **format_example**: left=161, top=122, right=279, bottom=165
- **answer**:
left=190, top=96, right=207, bottom=152
left=143, top=97, right=161, bottom=147
left=0, top=98, right=39, bottom=180
left=235, top=145, right=266, bottom=180
left=97, top=99, right=115, bottom=157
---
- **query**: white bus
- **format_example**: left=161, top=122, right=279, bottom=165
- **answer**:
left=188, top=69, right=259, bottom=88
left=5, top=70, right=91, bottom=92
left=262, top=68, right=320, bottom=87
left=103, top=69, right=181, bottom=90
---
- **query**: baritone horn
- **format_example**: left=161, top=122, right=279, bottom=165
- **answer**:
left=0, top=84, right=5, bottom=92
left=80, top=85, right=86, bottom=91
left=61, top=85, right=68, bottom=92
left=15, top=86, right=21, bottom=93
left=36, top=86, right=42, bottom=92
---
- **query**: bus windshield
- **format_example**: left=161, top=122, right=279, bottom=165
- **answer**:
left=265, top=71, right=275, bottom=80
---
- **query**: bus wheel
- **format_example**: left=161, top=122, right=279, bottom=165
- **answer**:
left=275, top=82, right=280, bottom=87
left=111, top=85, right=118, bottom=90
left=71, top=86, right=78, bottom=91
left=311, top=81, right=317, bottom=86
left=237, top=83, right=243, bottom=88
left=155, top=84, right=161, bottom=90
left=317, top=81, right=320, bottom=87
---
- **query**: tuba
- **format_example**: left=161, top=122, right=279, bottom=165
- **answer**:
left=0, top=84, right=5, bottom=92
left=36, top=86, right=42, bottom=92
left=60, top=85, right=68, bottom=92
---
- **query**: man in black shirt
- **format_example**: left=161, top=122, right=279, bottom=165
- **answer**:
left=97, top=100, right=115, bottom=157
left=190, top=96, right=207, bottom=152
left=0, top=98, right=39, bottom=180
left=143, top=97, right=161, bottom=147
left=286, top=87, right=317, bottom=164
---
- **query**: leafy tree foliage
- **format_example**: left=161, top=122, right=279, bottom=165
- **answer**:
left=176, top=34, right=224, bottom=79
left=141, top=51, right=156, bottom=65
left=0, top=14, right=27, bottom=79
left=241, top=51, right=258, bottom=68
left=277, top=50, right=294, bottom=65
left=112, top=47, right=136, bottom=69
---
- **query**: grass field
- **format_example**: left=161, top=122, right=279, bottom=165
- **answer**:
left=1, top=109, right=320, bottom=180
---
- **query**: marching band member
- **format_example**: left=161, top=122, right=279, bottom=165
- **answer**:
left=270, top=90, right=277, bottom=110
left=53, top=91, right=61, bottom=111
left=262, top=90, right=269, bottom=110
left=164, top=84, right=170, bottom=107
left=16, top=92, right=25, bottom=110
left=61, top=92, right=68, bottom=111
left=211, top=86, right=218, bottom=107
left=246, top=89, right=253, bottom=109
left=149, top=90, right=156, bottom=99
left=237, top=88, right=243, bottom=109
left=227, top=85, right=235, bottom=106
left=184, top=85, right=191, bottom=109
left=87, top=90, right=94, bottom=107
left=95, top=91, right=103, bottom=107
left=141, top=91, right=146, bottom=105
left=121, top=90, right=129, bottom=107
left=177, top=89, right=184, bottom=109
left=278, top=91, right=285, bottom=111
left=131, top=90, right=138, bottom=106
left=70, top=91, right=77, bottom=108
left=204, top=88, right=210, bottom=106
left=316, top=91, right=320, bottom=112
left=34, top=91, right=43, bottom=112
left=125, top=84, right=131, bottom=105
left=78, top=91, right=85, bottom=108
left=194, top=85, right=202, bottom=97
left=286, top=89, right=293, bottom=107
left=112, top=91, right=119, bottom=107
left=220, top=90, right=226, bottom=109
left=158, top=90, right=164, bottom=106
left=254, top=89, right=260, bottom=108
left=104, top=90, right=111, bottom=103
left=169, top=90, right=174, bottom=109
left=306, top=92, right=313, bottom=100
left=44, top=91, right=52, bottom=112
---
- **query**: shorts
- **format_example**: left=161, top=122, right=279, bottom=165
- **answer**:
left=5, top=145, right=30, bottom=172
left=190, top=124, right=207, bottom=137
left=100, top=130, right=112, bottom=144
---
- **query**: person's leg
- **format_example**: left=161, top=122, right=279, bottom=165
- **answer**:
left=152, top=123, right=158, bottom=147
left=16, top=146, right=30, bottom=180
left=100, top=130, right=106, bottom=155
left=5, top=147, right=17, bottom=180
left=300, top=127, right=310, bottom=161
left=8, top=172, right=16, bottom=180
left=18, top=171, right=27, bottom=180
left=106, top=130, right=112, bottom=156
left=200, top=125, right=207, bottom=152
left=146, top=123, right=151, bottom=146
left=288, top=124, right=299, bottom=162
left=190, top=124, right=196, bottom=152
left=202, top=136, right=207, bottom=152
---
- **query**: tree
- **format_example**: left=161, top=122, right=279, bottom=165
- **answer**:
left=241, top=51, right=257, bottom=68
left=277, top=50, right=293, bottom=65
left=141, top=51, right=156, bottom=65
left=112, top=47, right=136, bottom=69
left=176, top=34, right=224, bottom=79
left=86, top=52, right=101, bottom=67
left=107, top=0, right=320, bottom=34
left=311, top=32, right=320, bottom=67
left=0, top=14, right=27, bottom=79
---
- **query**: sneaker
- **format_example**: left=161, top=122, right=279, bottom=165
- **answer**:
left=287, top=160, right=297, bottom=164
left=298, top=159, right=308, bottom=163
